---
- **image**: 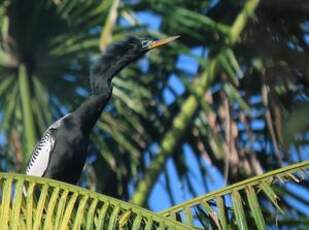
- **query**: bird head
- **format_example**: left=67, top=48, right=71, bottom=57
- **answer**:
left=140, top=35, right=180, bottom=51
left=90, top=35, right=180, bottom=95
left=103, top=35, right=180, bottom=57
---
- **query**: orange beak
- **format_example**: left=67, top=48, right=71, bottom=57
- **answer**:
left=147, top=35, right=180, bottom=50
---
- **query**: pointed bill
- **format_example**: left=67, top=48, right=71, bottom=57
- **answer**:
left=147, top=35, right=180, bottom=50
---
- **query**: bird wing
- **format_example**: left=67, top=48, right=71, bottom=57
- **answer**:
left=25, top=129, right=55, bottom=177
left=25, top=113, right=71, bottom=177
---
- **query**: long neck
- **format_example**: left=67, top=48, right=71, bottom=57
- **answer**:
left=72, top=93, right=111, bottom=135
left=76, top=51, right=141, bottom=135
left=90, top=50, right=144, bottom=95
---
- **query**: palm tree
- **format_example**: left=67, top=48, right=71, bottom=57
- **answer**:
left=0, top=0, right=308, bottom=228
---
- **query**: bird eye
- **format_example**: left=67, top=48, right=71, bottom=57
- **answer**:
left=141, top=40, right=152, bottom=48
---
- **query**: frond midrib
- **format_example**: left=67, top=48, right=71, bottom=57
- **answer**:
left=159, top=161, right=309, bottom=216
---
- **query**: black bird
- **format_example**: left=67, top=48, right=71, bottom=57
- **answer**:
left=25, top=35, right=179, bottom=184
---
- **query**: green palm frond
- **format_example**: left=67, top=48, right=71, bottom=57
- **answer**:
left=159, top=161, right=309, bottom=229
left=0, top=173, right=192, bottom=230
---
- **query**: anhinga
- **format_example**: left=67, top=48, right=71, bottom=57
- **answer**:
left=25, top=35, right=179, bottom=184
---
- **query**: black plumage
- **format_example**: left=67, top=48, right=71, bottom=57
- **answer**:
left=25, top=35, right=179, bottom=184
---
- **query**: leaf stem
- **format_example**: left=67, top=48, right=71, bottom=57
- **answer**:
left=18, top=64, right=37, bottom=162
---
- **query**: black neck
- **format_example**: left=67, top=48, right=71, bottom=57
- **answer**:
left=90, top=41, right=145, bottom=95
left=72, top=93, right=111, bottom=135
left=79, top=37, right=146, bottom=135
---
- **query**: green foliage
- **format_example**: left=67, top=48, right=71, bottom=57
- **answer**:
left=159, top=161, right=309, bottom=229
left=0, top=173, right=191, bottom=230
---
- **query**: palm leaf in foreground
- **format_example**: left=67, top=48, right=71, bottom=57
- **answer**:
left=159, top=161, right=309, bottom=229
left=0, top=173, right=192, bottom=230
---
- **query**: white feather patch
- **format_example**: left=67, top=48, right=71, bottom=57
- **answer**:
left=25, top=113, right=70, bottom=177
left=26, top=131, right=55, bottom=177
